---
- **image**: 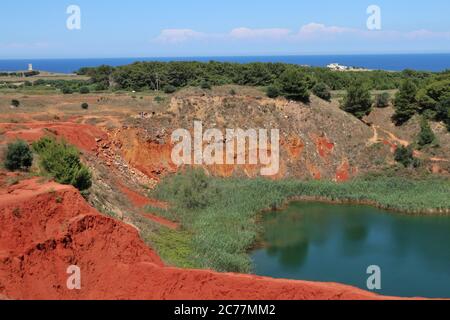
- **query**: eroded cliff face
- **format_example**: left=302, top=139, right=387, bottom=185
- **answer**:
left=103, top=95, right=375, bottom=182
left=0, top=177, right=395, bottom=300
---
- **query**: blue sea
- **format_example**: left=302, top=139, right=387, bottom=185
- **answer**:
left=1, top=54, right=449, bottom=73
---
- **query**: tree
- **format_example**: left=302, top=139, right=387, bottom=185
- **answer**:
left=266, top=85, right=281, bottom=98
left=200, top=81, right=211, bottom=90
left=375, top=92, right=391, bottom=108
left=81, top=103, right=89, bottom=110
left=394, top=146, right=418, bottom=168
left=341, top=82, right=373, bottom=119
left=79, top=86, right=90, bottom=94
left=4, top=140, right=33, bottom=171
left=277, top=68, right=310, bottom=102
left=163, top=85, right=177, bottom=94
left=312, top=83, right=331, bottom=101
left=11, top=99, right=20, bottom=107
left=62, top=87, right=73, bottom=94
left=417, top=117, right=436, bottom=147
left=393, top=80, right=418, bottom=125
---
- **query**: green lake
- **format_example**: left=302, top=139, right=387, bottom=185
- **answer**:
left=251, top=202, right=450, bottom=298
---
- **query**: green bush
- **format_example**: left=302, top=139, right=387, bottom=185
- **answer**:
left=81, top=103, right=89, bottom=110
left=32, top=137, right=92, bottom=191
left=393, top=80, right=418, bottom=125
left=62, top=87, right=73, bottom=94
left=157, top=169, right=215, bottom=210
left=154, top=96, right=165, bottom=103
left=417, top=117, right=436, bottom=147
left=200, top=81, right=212, bottom=90
left=375, top=92, right=391, bottom=108
left=341, top=82, right=373, bottom=119
left=266, top=85, right=280, bottom=98
left=4, top=140, right=33, bottom=171
left=312, top=83, right=331, bottom=101
left=277, top=68, right=310, bottom=102
left=394, top=146, right=419, bottom=168
left=163, top=85, right=177, bottom=94
left=79, top=86, right=90, bottom=94
left=11, top=99, right=20, bottom=107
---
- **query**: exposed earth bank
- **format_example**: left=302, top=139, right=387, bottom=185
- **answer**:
left=0, top=178, right=400, bottom=300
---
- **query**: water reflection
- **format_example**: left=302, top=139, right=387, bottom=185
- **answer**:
left=252, top=202, right=450, bottom=298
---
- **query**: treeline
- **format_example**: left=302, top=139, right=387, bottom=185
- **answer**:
left=393, top=72, right=450, bottom=130
left=76, top=61, right=438, bottom=92
left=0, top=71, right=40, bottom=77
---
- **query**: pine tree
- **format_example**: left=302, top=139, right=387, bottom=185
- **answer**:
left=341, top=82, right=373, bottom=119
left=393, top=80, right=418, bottom=125
left=417, top=117, right=436, bottom=147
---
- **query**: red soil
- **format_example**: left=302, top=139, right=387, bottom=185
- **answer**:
left=335, top=159, right=351, bottom=182
left=116, top=182, right=177, bottom=230
left=1, top=122, right=107, bottom=152
left=310, top=134, right=335, bottom=161
left=0, top=178, right=398, bottom=300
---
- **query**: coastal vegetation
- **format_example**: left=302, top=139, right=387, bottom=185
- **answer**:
left=77, top=61, right=437, bottom=92
left=4, top=140, right=33, bottom=172
left=149, top=169, right=450, bottom=273
left=340, top=82, right=373, bottom=119
left=32, top=137, right=92, bottom=192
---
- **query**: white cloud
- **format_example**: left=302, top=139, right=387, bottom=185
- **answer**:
left=155, top=29, right=206, bottom=43
left=298, top=23, right=354, bottom=35
left=229, top=27, right=291, bottom=40
left=406, top=29, right=450, bottom=39
left=153, top=24, right=450, bottom=44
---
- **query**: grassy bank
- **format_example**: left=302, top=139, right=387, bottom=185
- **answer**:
left=148, top=170, right=450, bottom=273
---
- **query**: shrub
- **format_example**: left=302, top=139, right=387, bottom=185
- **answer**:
left=154, top=96, right=165, bottom=103
left=436, top=94, right=450, bottom=131
left=11, top=99, right=20, bottom=107
left=266, top=85, right=281, bottom=98
left=341, top=82, right=373, bottom=119
left=200, top=81, right=211, bottom=90
left=81, top=103, right=89, bottom=110
left=32, top=137, right=92, bottom=191
left=163, top=85, right=177, bottom=94
left=156, top=168, right=215, bottom=210
left=393, top=80, right=418, bottom=125
left=79, top=86, right=90, bottom=94
left=277, top=68, right=310, bottom=102
left=417, top=117, right=436, bottom=147
left=62, top=87, right=73, bottom=94
left=375, top=92, right=391, bottom=108
left=4, top=140, right=33, bottom=171
left=312, top=83, right=331, bottom=101
left=394, top=146, right=419, bottom=168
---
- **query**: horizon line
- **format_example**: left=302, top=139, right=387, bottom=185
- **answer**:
left=2, top=52, right=450, bottom=61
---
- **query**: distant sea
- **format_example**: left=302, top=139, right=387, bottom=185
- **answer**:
left=1, top=53, right=450, bottom=73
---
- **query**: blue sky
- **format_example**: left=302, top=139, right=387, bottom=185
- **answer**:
left=1, top=0, right=450, bottom=58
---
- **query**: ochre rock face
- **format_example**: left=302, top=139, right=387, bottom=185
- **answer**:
left=0, top=178, right=396, bottom=300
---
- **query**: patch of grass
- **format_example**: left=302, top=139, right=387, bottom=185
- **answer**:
left=152, top=170, right=450, bottom=273
left=149, top=228, right=196, bottom=269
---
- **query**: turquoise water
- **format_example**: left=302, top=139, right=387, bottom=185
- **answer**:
left=251, top=202, right=450, bottom=298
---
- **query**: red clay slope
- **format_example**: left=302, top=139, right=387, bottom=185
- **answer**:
left=0, top=178, right=394, bottom=300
